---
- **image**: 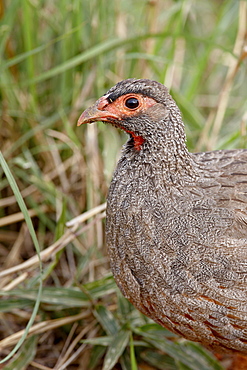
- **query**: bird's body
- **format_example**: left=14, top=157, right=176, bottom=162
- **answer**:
left=78, top=79, right=247, bottom=353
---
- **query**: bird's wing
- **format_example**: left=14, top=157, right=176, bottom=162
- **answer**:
left=193, top=149, right=247, bottom=238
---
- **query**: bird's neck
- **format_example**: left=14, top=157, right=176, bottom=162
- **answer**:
left=123, top=134, right=198, bottom=187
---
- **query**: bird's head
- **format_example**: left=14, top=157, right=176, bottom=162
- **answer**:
left=78, top=79, right=185, bottom=151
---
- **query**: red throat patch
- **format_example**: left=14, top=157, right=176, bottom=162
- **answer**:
left=124, top=129, right=145, bottom=151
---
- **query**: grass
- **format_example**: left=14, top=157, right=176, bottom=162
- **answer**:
left=0, top=0, right=246, bottom=369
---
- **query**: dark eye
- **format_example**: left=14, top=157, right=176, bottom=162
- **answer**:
left=125, top=97, right=139, bottom=109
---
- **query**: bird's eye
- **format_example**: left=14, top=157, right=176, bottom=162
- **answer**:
left=125, top=97, right=139, bottom=109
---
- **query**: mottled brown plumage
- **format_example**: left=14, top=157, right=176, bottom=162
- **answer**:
left=78, top=79, right=247, bottom=353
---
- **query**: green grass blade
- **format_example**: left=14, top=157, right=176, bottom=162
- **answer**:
left=0, top=152, right=43, bottom=364
left=102, top=328, right=130, bottom=370
left=93, top=304, right=120, bottom=336
left=129, top=332, right=138, bottom=370
left=2, top=336, right=37, bottom=370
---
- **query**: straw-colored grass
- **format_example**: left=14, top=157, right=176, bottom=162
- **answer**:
left=0, top=0, right=246, bottom=369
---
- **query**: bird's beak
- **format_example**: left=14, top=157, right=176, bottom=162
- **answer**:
left=77, top=97, right=119, bottom=126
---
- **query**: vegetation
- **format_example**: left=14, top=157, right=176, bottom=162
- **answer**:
left=0, top=0, right=246, bottom=368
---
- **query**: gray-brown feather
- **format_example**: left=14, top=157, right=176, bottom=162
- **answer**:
left=103, top=79, right=247, bottom=353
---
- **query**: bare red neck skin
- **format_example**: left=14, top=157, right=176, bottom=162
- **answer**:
left=124, top=129, right=145, bottom=151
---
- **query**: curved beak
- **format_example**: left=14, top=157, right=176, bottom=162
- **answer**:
left=77, top=97, right=119, bottom=126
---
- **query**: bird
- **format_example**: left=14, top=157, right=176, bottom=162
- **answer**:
left=77, top=78, right=247, bottom=354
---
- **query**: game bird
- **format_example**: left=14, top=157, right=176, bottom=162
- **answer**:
left=78, top=78, right=247, bottom=353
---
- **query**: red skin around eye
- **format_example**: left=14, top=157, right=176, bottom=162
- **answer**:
left=78, top=93, right=157, bottom=151
left=98, top=94, right=156, bottom=150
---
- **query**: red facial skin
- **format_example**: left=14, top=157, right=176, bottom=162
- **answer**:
left=77, top=93, right=157, bottom=151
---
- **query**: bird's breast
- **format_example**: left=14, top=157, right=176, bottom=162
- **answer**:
left=105, top=154, right=247, bottom=353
